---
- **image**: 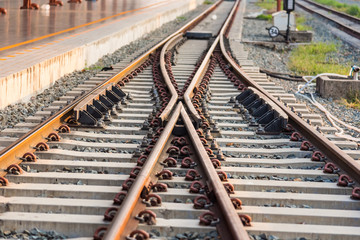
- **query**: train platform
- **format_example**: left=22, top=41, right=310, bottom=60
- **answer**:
left=0, top=0, right=203, bottom=108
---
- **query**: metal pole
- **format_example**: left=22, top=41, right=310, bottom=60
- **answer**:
left=286, top=11, right=290, bottom=42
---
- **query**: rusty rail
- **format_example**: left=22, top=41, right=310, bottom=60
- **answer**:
left=220, top=24, right=360, bottom=183
left=180, top=106, right=250, bottom=240
left=104, top=103, right=182, bottom=239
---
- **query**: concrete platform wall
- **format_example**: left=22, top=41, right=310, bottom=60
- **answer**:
left=0, top=0, right=203, bottom=109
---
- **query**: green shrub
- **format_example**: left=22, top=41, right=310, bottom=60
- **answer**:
left=346, top=5, right=360, bottom=17
left=256, top=14, right=273, bottom=21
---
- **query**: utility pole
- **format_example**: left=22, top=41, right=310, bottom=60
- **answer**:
left=283, top=0, right=295, bottom=43
left=277, top=0, right=281, bottom=11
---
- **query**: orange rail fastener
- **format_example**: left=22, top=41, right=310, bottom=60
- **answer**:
left=6, top=164, right=23, bottom=175
left=144, top=193, right=162, bottom=207
left=128, top=230, right=149, bottom=240
left=0, top=176, right=9, bottom=186
left=185, top=169, right=201, bottom=181
left=162, top=157, right=177, bottom=167
left=323, top=162, right=340, bottom=173
left=231, top=198, right=243, bottom=209
left=155, top=169, right=173, bottom=180
left=21, top=152, right=37, bottom=162
left=351, top=188, right=360, bottom=200
left=152, top=183, right=167, bottom=192
left=136, top=210, right=156, bottom=225
left=103, top=207, right=118, bottom=221
left=300, top=140, right=313, bottom=151
left=338, top=174, right=355, bottom=187
left=136, top=155, right=148, bottom=166
left=181, top=157, right=195, bottom=168
left=194, top=195, right=211, bottom=209
left=199, top=211, right=220, bottom=226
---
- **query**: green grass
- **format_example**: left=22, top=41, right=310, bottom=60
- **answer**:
left=288, top=42, right=348, bottom=75
left=340, top=90, right=360, bottom=110
left=295, top=15, right=312, bottom=31
left=255, top=0, right=279, bottom=11
left=176, top=16, right=187, bottom=22
left=82, top=65, right=103, bottom=71
left=346, top=5, right=360, bottom=17
left=314, top=0, right=347, bottom=8
left=203, top=0, right=213, bottom=5
left=256, top=14, right=273, bottom=21
left=313, top=0, right=360, bottom=18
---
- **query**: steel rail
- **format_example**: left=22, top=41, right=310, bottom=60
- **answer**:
left=0, top=0, right=222, bottom=176
left=220, top=32, right=360, bottom=184
left=183, top=35, right=219, bottom=125
left=159, top=33, right=182, bottom=123
left=300, top=0, right=360, bottom=24
left=219, top=0, right=240, bottom=44
left=104, top=103, right=182, bottom=239
left=296, top=0, right=360, bottom=39
left=180, top=105, right=250, bottom=240
left=183, top=0, right=240, bottom=125
left=224, top=0, right=240, bottom=38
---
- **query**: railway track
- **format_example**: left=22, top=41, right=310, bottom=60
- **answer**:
left=0, top=0, right=359, bottom=239
left=296, top=0, right=360, bottom=39
left=203, top=53, right=360, bottom=239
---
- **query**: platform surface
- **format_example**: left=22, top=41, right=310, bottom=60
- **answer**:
left=0, top=0, right=165, bottom=51
left=0, top=0, right=202, bottom=108
left=0, top=0, right=191, bottom=76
